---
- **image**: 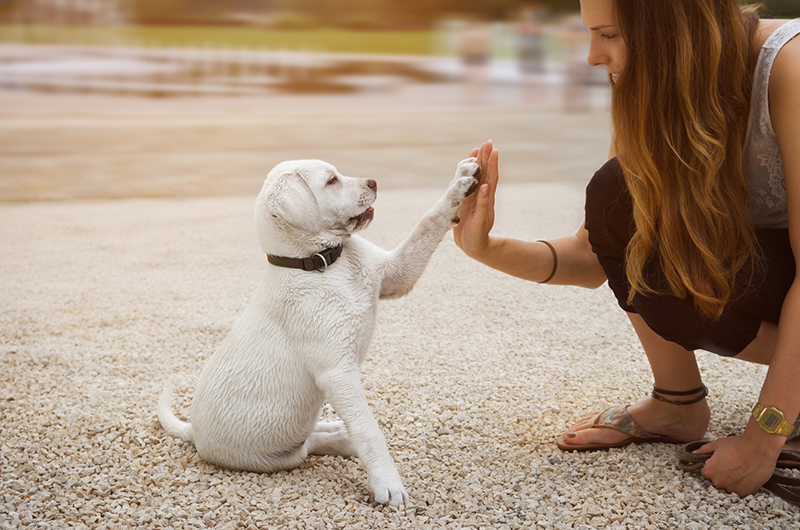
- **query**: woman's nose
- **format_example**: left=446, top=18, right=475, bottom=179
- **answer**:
left=587, top=42, right=607, bottom=67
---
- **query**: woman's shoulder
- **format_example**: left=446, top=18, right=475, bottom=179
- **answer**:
left=751, top=18, right=799, bottom=97
left=766, top=21, right=800, bottom=93
left=752, top=18, right=798, bottom=51
left=765, top=20, right=800, bottom=184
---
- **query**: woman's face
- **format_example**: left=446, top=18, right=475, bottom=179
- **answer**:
left=580, top=0, right=628, bottom=83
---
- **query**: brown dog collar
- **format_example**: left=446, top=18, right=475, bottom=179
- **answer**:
left=266, top=244, right=343, bottom=273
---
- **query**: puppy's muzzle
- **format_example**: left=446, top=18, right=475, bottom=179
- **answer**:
left=351, top=207, right=375, bottom=228
left=350, top=179, right=377, bottom=229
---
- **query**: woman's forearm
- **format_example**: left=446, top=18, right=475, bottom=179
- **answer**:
left=757, top=279, right=800, bottom=427
left=465, top=227, right=607, bottom=289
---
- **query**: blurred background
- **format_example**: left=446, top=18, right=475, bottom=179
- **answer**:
left=0, top=0, right=798, bottom=201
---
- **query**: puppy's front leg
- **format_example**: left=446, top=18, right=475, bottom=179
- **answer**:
left=315, top=369, right=408, bottom=507
left=379, top=157, right=480, bottom=299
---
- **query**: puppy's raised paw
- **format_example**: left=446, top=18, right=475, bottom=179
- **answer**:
left=465, top=178, right=479, bottom=197
left=448, top=175, right=480, bottom=208
left=430, top=158, right=481, bottom=225
left=451, top=157, right=480, bottom=200
left=455, top=156, right=479, bottom=176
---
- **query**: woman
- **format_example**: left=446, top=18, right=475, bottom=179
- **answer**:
left=454, top=0, right=800, bottom=499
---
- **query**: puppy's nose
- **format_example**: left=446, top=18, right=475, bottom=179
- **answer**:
left=366, top=179, right=377, bottom=191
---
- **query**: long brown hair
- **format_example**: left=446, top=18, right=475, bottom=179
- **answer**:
left=611, top=0, right=761, bottom=320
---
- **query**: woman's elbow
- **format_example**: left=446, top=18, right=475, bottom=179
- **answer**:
left=569, top=265, right=608, bottom=290
left=581, top=276, right=608, bottom=290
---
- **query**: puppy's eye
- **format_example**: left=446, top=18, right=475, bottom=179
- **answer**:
left=326, top=176, right=339, bottom=186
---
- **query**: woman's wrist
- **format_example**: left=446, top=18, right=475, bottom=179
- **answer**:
left=465, top=236, right=561, bottom=284
left=464, top=236, right=496, bottom=263
left=744, top=417, right=788, bottom=456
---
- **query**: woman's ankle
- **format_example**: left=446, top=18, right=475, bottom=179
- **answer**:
left=651, top=384, right=708, bottom=405
left=629, top=395, right=710, bottom=440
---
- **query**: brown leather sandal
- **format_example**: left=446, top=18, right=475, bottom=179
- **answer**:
left=556, top=404, right=685, bottom=452
left=557, top=385, right=708, bottom=452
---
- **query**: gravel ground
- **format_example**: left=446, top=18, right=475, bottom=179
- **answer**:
left=2, top=181, right=799, bottom=529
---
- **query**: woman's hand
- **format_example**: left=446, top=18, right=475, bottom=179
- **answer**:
left=453, top=140, right=499, bottom=259
left=694, top=425, right=783, bottom=498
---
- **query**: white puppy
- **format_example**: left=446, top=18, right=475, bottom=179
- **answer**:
left=158, top=157, right=479, bottom=507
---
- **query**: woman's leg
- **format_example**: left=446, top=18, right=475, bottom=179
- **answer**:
left=560, top=313, right=710, bottom=447
left=734, top=320, right=777, bottom=365
left=561, top=316, right=787, bottom=447
left=577, top=158, right=794, bottom=447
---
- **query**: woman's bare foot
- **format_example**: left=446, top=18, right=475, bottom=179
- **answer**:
left=559, top=394, right=711, bottom=448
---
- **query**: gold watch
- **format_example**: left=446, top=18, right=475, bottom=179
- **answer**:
left=751, top=403, right=795, bottom=436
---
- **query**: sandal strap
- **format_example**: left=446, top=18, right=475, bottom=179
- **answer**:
left=652, top=384, right=708, bottom=405
left=593, top=405, right=657, bottom=440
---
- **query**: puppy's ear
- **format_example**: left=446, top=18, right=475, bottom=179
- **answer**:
left=267, top=171, right=322, bottom=233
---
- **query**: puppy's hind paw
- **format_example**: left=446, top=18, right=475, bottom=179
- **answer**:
left=313, top=420, right=347, bottom=434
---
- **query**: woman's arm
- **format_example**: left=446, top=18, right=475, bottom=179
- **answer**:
left=453, top=140, right=607, bottom=288
left=463, top=228, right=607, bottom=288
left=750, top=27, right=800, bottom=453
left=699, top=32, right=800, bottom=497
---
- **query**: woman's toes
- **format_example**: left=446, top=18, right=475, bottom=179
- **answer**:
left=569, top=412, right=600, bottom=431
left=561, top=426, right=630, bottom=446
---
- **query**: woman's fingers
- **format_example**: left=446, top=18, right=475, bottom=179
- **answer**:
left=482, top=142, right=499, bottom=205
left=456, top=140, right=498, bottom=254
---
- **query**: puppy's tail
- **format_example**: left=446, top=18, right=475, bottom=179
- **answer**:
left=157, top=383, right=194, bottom=442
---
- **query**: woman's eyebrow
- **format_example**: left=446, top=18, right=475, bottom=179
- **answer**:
left=589, top=24, right=615, bottom=31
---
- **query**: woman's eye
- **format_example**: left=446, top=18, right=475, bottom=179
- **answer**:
left=601, top=33, right=617, bottom=40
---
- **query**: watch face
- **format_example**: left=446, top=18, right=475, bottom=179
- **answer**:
left=764, top=411, right=781, bottom=431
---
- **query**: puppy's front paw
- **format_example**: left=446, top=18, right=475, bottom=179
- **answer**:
left=372, top=476, right=409, bottom=507
left=453, top=158, right=480, bottom=196
left=442, top=158, right=480, bottom=221
left=456, top=157, right=480, bottom=177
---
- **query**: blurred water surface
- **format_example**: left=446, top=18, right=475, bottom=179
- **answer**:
left=0, top=5, right=614, bottom=202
